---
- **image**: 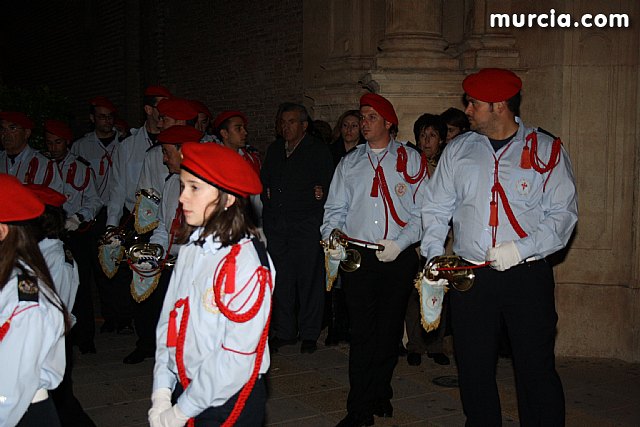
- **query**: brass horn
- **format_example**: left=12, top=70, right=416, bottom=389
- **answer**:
left=99, top=225, right=135, bottom=247
left=424, top=255, right=476, bottom=292
left=126, top=243, right=167, bottom=276
left=322, top=229, right=362, bottom=272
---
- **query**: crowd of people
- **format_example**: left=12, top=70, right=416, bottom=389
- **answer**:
left=0, top=67, right=577, bottom=427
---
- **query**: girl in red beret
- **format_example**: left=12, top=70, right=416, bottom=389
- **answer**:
left=149, top=143, right=274, bottom=427
left=0, top=174, right=69, bottom=427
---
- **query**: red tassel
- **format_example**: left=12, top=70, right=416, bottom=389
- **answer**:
left=370, top=175, right=379, bottom=197
left=520, top=146, right=531, bottom=169
left=0, top=320, right=10, bottom=342
left=167, top=310, right=178, bottom=347
left=489, top=201, right=499, bottom=227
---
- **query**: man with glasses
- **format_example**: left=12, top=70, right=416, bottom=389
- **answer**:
left=0, top=111, right=63, bottom=191
left=321, top=94, right=425, bottom=427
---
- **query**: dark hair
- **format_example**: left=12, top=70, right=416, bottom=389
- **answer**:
left=0, top=222, right=70, bottom=332
left=331, top=110, right=361, bottom=143
left=440, top=107, right=470, bottom=132
left=213, top=115, right=243, bottom=141
left=34, top=205, right=66, bottom=240
left=280, top=103, right=310, bottom=124
left=413, top=113, right=447, bottom=143
left=506, top=92, right=521, bottom=117
left=176, top=192, right=259, bottom=248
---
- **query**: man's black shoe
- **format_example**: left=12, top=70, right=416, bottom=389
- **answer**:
left=269, top=337, right=297, bottom=352
left=335, top=412, right=374, bottom=427
left=300, top=340, right=317, bottom=354
left=123, top=348, right=155, bottom=364
left=407, top=352, right=422, bottom=366
left=100, top=319, right=116, bottom=333
left=428, top=352, right=450, bottom=365
left=373, top=400, right=393, bottom=418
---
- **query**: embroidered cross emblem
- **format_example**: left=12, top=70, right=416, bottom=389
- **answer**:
left=138, top=275, right=145, bottom=283
left=145, top=209, right=153, bottom=216
left=520, top=181, right=528, bottom=191
left=431, top=296, right=438, bottom=305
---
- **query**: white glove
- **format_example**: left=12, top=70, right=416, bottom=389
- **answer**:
left=157, top=404, right=189, bottom=427
left=486, top=240, right=521, bottom=271
left=375, top=240, right=401, bottom=263
left=148, top=388, right=173, bottom=427
left=65, top=214, right=81, bottom=231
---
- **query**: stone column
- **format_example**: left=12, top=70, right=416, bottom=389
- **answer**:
left=460, top=0, right=520, bottom=70
left=375, top=0, right=458, bottom=69
left=304, top=0, right=385, bottom=122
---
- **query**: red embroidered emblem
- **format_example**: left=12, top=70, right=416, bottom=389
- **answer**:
left=516, top=178, right=530, bottom=196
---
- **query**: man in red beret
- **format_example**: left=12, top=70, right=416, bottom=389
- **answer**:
left=123, top=125, right=202, bottom=365
left=71, top=96, right=121, bottom=207
left=321, top=93, right=425, bottom=426
left=45, top=118, right=103, bottom=355
left=190, top=99, right=213, bottom=138
left=88, top=87, right=170, bottom=336
left=213, top=110, right=261, bottom=174
left=261, top=103, right=334, bottom=355
left=0, top=111, right=64, bottom=192
left=421, top=68, right=577, bottom=425
left=107, top=90, right=176, bottom=229
left=132, top=97, right=200, bottom=228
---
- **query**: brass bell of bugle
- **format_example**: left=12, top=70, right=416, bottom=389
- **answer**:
left=425, top=255, right=476, bottom=292
left=126, top=243, right=165, bottom=272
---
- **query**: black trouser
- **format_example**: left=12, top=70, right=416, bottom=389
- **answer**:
left=50, top=335, right=96, bottom=427
left=65, top=227, right=96, bottom=348
left=92, top=207, right=134, bottom=328
left=172, top=377, right=266, bottom=426
left=132, top=266, right=172, bottom=352
left=341, top=246, right=418, bottom=416
left=17, top=398, right=61, bottom=427
left=450, top=260, right=565, bottom=427
left=265, top=216, right=325, bottom=341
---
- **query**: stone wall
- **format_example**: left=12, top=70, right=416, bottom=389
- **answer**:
left=0, top=0, right=303, bottom=153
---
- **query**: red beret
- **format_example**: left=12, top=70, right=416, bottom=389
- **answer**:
left=180, top=142, right=262, bottom=198
left=24, top=184, right=67, bottom=208
left=158, top=125, right=203, bottom=145
left=144, top=85, right=172, bottom=98
left=462, top=68, right=522, bottom=103
left=89, top=96, right=117, bottom=113
left=0, top=111, right=34, bottom=129
left=359, top=93, right=398, bottom=125
left=157, top=98, right=198, bottom=121
left=44, top=119, right=73, bottom=141
left=190, top=100, right=212, bottom=119
left=0, top=174, right=45, bottom=222
left=213, top=111, right=248, bottom=130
